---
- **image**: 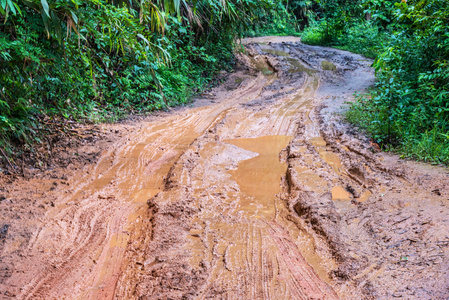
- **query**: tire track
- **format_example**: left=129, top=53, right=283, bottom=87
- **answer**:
left=115, top=38, right=344, bottom=299
left=4, top=36, right=387, bottom=300
left=9, top=51, right=276, bottom=299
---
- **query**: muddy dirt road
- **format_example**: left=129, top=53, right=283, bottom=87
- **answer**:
left=1, top=36, right=449, bottom=299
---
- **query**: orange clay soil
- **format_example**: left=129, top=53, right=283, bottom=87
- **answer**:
left=1, top=37, right=449, bottom=300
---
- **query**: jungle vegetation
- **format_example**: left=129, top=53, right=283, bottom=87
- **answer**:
left=0, top=0, right=448, bottom=166
left=297, top=0, right=449, bottom=164
left=0, top=0, right=283, bottom=158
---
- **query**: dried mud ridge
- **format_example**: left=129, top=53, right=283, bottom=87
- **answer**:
left=1, top=36, right=449, bottom=299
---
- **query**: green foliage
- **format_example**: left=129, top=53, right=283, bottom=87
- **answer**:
left=244, top=2, right=300, bottom=37
left=300, top=0, right=392, bottom=57
left=362, top=0, right=398, bottom=28
left=299, top=0, right=449, bottom=164
left=301, top=18, right=389, bottom=58
left=0, top=0, right=280, bottom=158
left=342, top=0, right=449, bottom=164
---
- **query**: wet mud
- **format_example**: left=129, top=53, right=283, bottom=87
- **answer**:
left=1, top=36, right=449, bottom=299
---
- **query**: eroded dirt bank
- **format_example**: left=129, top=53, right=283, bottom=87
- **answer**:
left=1, top=36, right=449, bottom=299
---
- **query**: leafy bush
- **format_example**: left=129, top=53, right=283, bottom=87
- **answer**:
left=300, top=0, right=449, bottom=164
left=243, top=2, right=300, bottom=37
left=300, top=0, right=391, bottom=58
left=347, top=0, right=449, bottom=164
left=0, top=0, right=280, bottom=160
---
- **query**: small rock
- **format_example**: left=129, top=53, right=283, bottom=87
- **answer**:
left=0, top=224, right=9, bottom=239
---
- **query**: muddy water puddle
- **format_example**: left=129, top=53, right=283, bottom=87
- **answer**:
left=226, top=135, right=291, bottom=218
left=321, top=61, right=337, bottom=71
left=331, top=186, right=352, bottom=201
left=261, top=48, right=290, bottom=57
left=183, top=135, right=338, bottom=298
left=358, top=190, right=372, bottom=202
left=309, top=136, right=344, bottom=176
left=286, top=57, right=317, bottom=75
left=248, top=56, right=275, bottom=76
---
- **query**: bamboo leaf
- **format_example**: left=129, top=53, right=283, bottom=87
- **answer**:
left=6, top=0, right=16, bottom=15
left=71, top=11, right=78, bottom=24
left=137, top=33, right=149, bottom=44
left=12, top=2, right=21, bottom=16
left=41, top=0, right=50, bottom=18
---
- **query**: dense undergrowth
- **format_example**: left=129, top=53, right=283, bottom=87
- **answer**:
left=0, top=0, right=286, bottom=166
left=296, top=0, right=449, bottom=165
